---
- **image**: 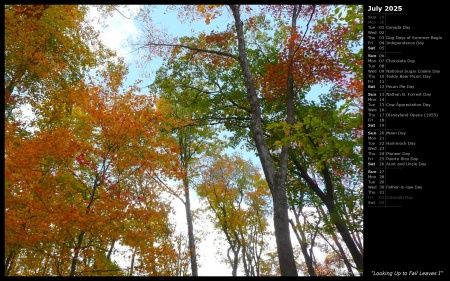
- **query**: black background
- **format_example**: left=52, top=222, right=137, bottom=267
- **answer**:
left=364, top=1, right=446, bottom=278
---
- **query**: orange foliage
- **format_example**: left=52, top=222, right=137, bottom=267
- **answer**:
left=5, top=28, right=184, bottom=274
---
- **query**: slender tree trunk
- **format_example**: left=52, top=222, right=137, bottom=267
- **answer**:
left=5, top=249, right=17, bottom=276
left=177, top=127, right=199, bottom=276
left=226, top=246, right=240, bottom=277
left=332, top=232, right=355, bottom=276
left=129, top=248, right=136, bottom=276
left=106, top=239, right=116, bottom=261
left=233, top=241, right=241, bottom=277
left=183, top=178, right=198, bottom=276
left=321, top=165, right=363, bottom=273
left=292, top=157, right=363, bottom=273
left=241, top=237, right=250, bottom=276
left=352, top=228, right=364, bottom=254
left=70, top=232, right=85, bottom=277
left=316, top=204, right=355, bottom=276
left=229, top=5, right=298, bottom=276
left=289, top=217, right=317, bottom=276
left=70, top=173, right=101, bottom=276
left=5, top=67, right=26, bottom=120
left=331, top=214, right=363, bottom=272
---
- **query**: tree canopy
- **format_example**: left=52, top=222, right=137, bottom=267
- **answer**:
left=5, top=4, right=363, bottom=276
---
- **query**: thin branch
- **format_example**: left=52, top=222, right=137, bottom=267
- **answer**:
left=292, top=5, right=315, bottom=60
left=113, top=6, right=131, bottom=19
left=152, top=175, right=185, bottom=205
left=147, top=43, right=238, bottom=60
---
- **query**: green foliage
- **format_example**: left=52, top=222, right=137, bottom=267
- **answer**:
left=5, top=4, right=364, bottom=276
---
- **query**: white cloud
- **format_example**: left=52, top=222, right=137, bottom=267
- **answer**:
left=86, top=5, right=141, bottom=62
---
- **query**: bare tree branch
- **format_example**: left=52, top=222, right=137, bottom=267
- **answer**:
left=147, top=43, right=238, bottom=60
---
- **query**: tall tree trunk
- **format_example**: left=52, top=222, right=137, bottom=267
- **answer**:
left=177, top=126, right=200, bottom=276
left=285, top=7, right=321, bottom=276
left=183, top=178, right=198, bottom=276
left=229, top=5, right=298, bottom=276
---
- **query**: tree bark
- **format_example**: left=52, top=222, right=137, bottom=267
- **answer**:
left=229, top=5, right=298, bottom=276
left=178, top=126, right=199, bottom=276
left=183, top=178, right=198, bottom=276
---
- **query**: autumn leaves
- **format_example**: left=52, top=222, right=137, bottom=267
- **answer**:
left=5, top=5, right=183, bottom=276
left=5, top=4, right=363, bottom=276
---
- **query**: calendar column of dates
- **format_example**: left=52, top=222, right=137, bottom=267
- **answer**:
left=366, top=12, right=386, bottom=207
left=365, top=5, right=442, bottom=208
left=365, top=4, right=445, bottom=276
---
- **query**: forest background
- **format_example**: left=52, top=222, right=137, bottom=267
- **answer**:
left=4, top=4, right=363, bottom=276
